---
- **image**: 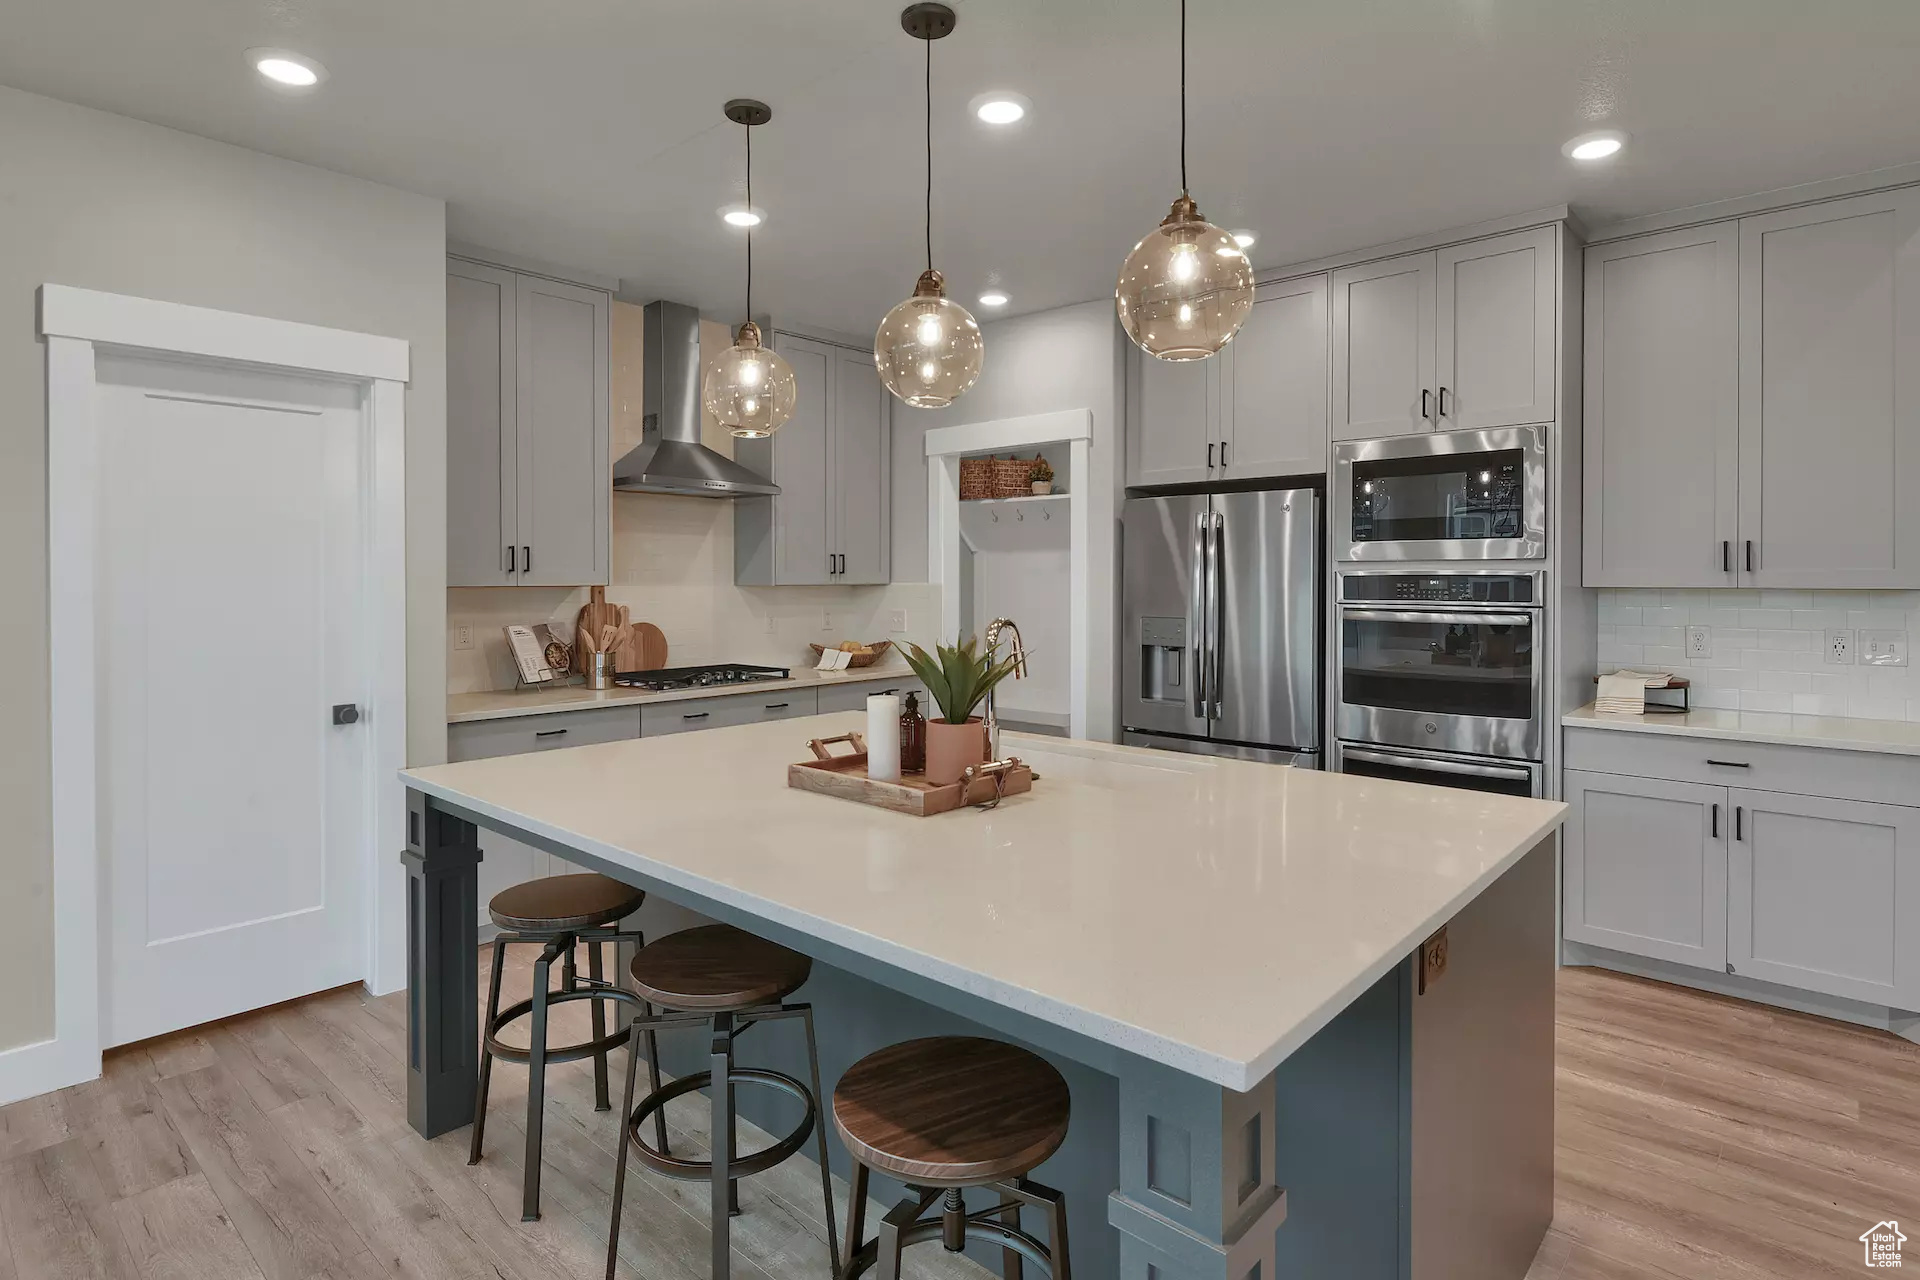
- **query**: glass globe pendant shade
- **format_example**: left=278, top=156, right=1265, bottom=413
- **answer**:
left=1116, top=194, right=1255, bottom=361
left=874, top=269, right=983, bottom=409
left=703, top=321, right=797, bottom=439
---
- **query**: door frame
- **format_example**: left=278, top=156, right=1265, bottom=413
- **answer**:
left=25, top=284, right=409, bottom=1104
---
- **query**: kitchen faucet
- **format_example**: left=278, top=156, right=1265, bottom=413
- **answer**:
left=983, top=617, right=1028, bottom=761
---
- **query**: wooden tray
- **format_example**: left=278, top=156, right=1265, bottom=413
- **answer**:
left=788, top=734, right=1033, bottom=816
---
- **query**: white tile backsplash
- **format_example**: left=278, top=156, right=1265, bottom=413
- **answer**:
left=1597, top=588, right=1920, bottom=722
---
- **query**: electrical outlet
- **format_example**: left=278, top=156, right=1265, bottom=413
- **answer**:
left=1686, top=626, right=1711, bottom=659
left=889, top=609, right=908, bottom=634
left=764, top=616, right=777, bottom=635
left=821, top=610, right=834, bottom=633
left=1861, top=628, right=1909, bottom=667
left=1418, top=926, right=1449, bottom=995
left=1826, top=628, right=1855, bottom=665
left=453, top=624, right=475, bottom=652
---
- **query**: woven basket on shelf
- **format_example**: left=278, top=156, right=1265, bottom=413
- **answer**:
left=959, top=456, right=994, bottom=501
left=991, top=454, right=1042, bottom=498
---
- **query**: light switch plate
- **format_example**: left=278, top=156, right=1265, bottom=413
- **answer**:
left=821, top=610, right=834, bottom=633
left=1860, top=628, right=1908, bottom=667
left=1826, top=628, right=1854, bottom=665
left=889, top=609, right=908, bottom=634
left=453, top=625, right=475, bottom=652
left=1686, top=626, right=1711, bottom=659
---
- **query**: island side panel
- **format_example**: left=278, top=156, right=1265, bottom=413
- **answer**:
left=1410, top=837, right=1556, bottom=1280
left=403, top=789, right=483, bottom=1138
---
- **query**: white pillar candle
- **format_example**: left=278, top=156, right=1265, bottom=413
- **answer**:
left=866, top=694, right=902, bottom=782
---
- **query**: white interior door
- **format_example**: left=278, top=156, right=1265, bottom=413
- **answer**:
left=98, top=352, right=371, bottom=1047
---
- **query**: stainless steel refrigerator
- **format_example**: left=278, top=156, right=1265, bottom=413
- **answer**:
left=1121, top=487, right=1321, bottom=765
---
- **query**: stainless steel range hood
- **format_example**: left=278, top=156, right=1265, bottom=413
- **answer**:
left=612, top=300, right=780, bottom=498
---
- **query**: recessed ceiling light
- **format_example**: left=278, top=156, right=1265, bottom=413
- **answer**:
left=718, top=205, right=763, bottom=228
left=1229, top=229, right=1257, bottom=249
left=969, top=91, right=1031, bottom=126
left=978, top=291, right=1009, bottom=307
left=248, top=48, right=325, bottom=88
left=1562, top=130, right=1626, bottom=162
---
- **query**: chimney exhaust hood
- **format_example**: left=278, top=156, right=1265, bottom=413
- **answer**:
left=612, top=300, right=780, bottom=498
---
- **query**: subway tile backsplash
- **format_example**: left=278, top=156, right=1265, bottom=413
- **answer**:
left=1597, top=589, right=1920, bottom=722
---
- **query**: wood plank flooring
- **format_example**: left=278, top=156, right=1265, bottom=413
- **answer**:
left=0, top=954, right=1912, bottom=1278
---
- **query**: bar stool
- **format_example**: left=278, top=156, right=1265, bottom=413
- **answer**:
left=605, top=924, right=838, bottom=1280
left=834, top=1036, right=1073, bottom=1280
left=469, top=873, right=659, bottom=1222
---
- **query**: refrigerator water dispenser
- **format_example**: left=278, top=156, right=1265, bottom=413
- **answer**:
left=1138, top=616, right=1187, bottom=702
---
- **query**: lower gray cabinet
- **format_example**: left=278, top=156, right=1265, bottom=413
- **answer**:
left=1563, top=770, right=1728, bottom=970
left=640, top=688, right=819, bottom=737
left=816, top=678, right=923, bottom=714
left=1727, top=788, right=1920, bottom=1007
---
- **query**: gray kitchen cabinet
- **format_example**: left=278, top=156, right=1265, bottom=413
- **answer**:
left=640, top=687, right=820, bottom=737
left=1331, top=250, right=1435, bottom=440
left=1126, top=273, right=1329, bottom=487
left=816, top=677, right=924, bottom=714
left=447, top=706, right=642, bottom=928
left=446, top=257, right=610, bottom=587
left=1562, top=769, right=1728, bottom=971
left=1726, top=788, right=1920, bottom=1007
left=1435, top=226, right=1556, bottom=432
left=1737, top=188, right=1920, bottom=588
left=735, top=332, right=891, bottom=585
left=1581, top=222, right=1741, bottom=588
left=1221, top=273, right=1330, bottom=479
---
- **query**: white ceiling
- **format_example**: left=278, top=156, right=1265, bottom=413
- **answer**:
left=5, top=1, right=1920, bottom=334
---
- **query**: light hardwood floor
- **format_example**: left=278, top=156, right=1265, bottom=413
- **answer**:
left=0, top=954, right=1912, bottom=1278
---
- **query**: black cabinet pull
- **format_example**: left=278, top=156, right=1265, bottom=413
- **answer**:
left=1711, top=803, right=1719, bottom=838
left=682, top=712, right=710, bottom=721
left=1722, top=540, right=1731, bottom=573
left=1735, top=806, right=1744, bottom=841
left=506, top=545, right=516, bottom=574
left=838, top=554, right=846, bottom=575
left=1745, top=540, right=1753, bottom=572
left=523, top=545, right=532, bottom=574
left=1422, top=388, right=1432, bottom=421
left=1705, top=759, right=1750, bottom=768
left=534, top=728, right=568, bottom=739
left=1208, top=442, right=1216, bottom=469
left=1219, top=440, right=1230, bottom=468
left=763, top=702, right=790, bottom=711
left=1439, top=386, right=1451, bottom=418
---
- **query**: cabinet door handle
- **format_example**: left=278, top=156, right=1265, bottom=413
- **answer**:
left=523, top=545, right=532, bottom=574
left=534, top=728, right=568, bottom=739
left=1208, top=442, right=1216, bottom=470
left=838, top=554, right=847, bottom=575
left=1705, top=759, right=1750, bottom=769
left=1421, top=389, right=1432, bottom=422
left=1745, top=540, right=1754, bottom=573
left=1711, top=803, right=1719, bottom=839
left=1219, top=440, right=1230, bottom=468
left=763, top=702, right=790, bottom=711
left=1722, top=540, right=1731, bottom=574
left=506, top=545, right=516, bottom=574
left=1735, top=806, right=1744, bottom=842
left=1439, top=386, right=1451, bottom=418
left=682, top=712, right=710, bottom=721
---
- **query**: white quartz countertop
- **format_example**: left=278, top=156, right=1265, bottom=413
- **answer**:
left=446, top=664, right=922, bottom=724
left=401, top=713, right=1566, bottom=1090
left=1564, top=702, right=1920, bottom=757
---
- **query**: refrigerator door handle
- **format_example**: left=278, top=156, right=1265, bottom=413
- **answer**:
left=1189, top=510, right=1208, bottom=718
left=1206, top=511, right=1224, bottom=719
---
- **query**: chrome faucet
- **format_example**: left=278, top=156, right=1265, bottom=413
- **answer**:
left=983, top=617, right=1028, bottom=760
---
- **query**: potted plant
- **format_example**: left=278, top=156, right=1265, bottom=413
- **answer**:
left=1029, top=456, right=1055, bottom=496
left=901, top=634, right=1025, bottom=784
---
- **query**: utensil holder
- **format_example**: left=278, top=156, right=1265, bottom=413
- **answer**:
left=585, top=650, right=618, bottom=690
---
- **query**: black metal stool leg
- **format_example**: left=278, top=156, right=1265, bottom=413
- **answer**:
left=469, top=936, right=508, bottom=1166
left=642, top=1003, right=668, bottom=1156
left=799, top=1006, right=841, bottom=1273
left=876, top=1194, right=921, bottom=1280
left=843, top=1159, right=870, bottom=1280
left=999, top=1192, right=1025, bottom=1280
left=521, top=936, right=564, bottom=1222
left=586, top=938, right=611, bottom=1111
left=605, top=1006, right=644, bottom=1280
left=1027, top=1180, right=1072, bottom=1280
left=710, top=1012, right=735, bottom=1280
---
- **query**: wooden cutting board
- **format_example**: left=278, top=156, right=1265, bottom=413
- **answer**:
left=622, top=622, right=668, bottom=672
left=574, top=587, right=624, bottom=673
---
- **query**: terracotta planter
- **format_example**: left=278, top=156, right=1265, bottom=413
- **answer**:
left=924, top=717, right=986, bottom=786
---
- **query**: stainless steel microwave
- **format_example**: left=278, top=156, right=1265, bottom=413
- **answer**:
left=1332, top=425, right=1547, bottom=562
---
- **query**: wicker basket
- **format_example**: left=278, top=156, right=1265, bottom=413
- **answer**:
left=959, top=456, right=994, bottom=501
left=991, top=454, right=1042, bottom=499
left=808, top=640, right=894, bottom=668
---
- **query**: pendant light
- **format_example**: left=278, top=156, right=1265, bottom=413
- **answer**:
left=704, top=98, right=798, bottom=438
left=1114, top=0, right=1254, bottom=361
left=874, top=3, right=983, bottom=409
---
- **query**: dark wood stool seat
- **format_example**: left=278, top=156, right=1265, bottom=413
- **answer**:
left=834, top=1037, right=1073, bottom=1280
left=625, top=923, right=812, bottom=1011
left=488, top=872, right=645, bottom=932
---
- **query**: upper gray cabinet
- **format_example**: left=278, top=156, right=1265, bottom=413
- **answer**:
left=1582, top=223, right=1741, bottom=588
left=1332, top=227, right=1556, bottom=441
left=446, top=258, right=610, bottom=587
left=1125, top=273, right=1330, bottom=487
left=735, top=332, right=891, bottom=586
left=1584, top=186, right=1920, bottom=588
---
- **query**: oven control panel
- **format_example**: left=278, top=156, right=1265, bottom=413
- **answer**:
left=1339, top=573, right=1538, bottom=604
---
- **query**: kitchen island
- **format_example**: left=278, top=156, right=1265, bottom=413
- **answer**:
left=400, top=715, right=1566, bottom=1280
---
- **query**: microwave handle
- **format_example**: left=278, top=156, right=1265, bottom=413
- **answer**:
left=1190, top=511, right=1208, bottom=718
left=1342, top=746, right=1535, bottom=784
left=1339, top=608, right=1535, bottom=628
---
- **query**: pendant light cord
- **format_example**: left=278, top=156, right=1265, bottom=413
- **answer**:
left=925, top=32, right=934, bottom=273
left=1179, top=0, right=1188, bottom=194
left=744, top=121, right=754, bottom=317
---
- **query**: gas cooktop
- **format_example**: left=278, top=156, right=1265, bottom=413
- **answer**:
left=612, top=662, right=792, bottom=693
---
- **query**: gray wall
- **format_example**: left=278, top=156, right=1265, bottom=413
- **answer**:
left=891, top=298, right=1126, bottom=737
left=0, top=84, right=448, bottom=1052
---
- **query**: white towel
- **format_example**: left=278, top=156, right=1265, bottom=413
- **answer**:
left=1595, top=672, right=1646, bottom=715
